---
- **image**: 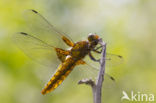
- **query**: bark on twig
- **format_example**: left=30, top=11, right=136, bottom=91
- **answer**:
left=78, top=39, right=106, bottom=103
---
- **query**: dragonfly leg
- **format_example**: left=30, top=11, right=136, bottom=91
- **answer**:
left=94, top=45, right=102, bottom=51
left=89, top=52, right=100, bottom=62
left=93, top=49, right=101, bottom=54
left=62, top=36, right=75, bottom=47
left=55, top=48, right=70, bottom=62
left=93, top=46, right=102, bottom=54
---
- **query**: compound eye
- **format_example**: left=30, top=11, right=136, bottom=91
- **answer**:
left=88, top=35, right=94, bottom=42
left=88, top=33, right=99, bottom=42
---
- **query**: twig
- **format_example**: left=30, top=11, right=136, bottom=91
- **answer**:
left=78, top=79, right=96, bottom=102
left=95, top=39, right=106, bottom=103
left=78, top=39, right=106, bottom=103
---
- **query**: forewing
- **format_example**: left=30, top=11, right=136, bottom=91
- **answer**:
left=106, top=53, right=124, bottom=67
left=22, top=9, right=73, bottom=49
left=84, top=51, right=123, bottom=67
left=13, top=32, right=58, bottom=67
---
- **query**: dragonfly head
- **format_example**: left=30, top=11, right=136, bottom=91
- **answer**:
left=88, top=33, right=100, bottom=48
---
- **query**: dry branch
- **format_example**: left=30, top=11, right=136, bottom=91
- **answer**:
left=78, top=39, right=106, bottom=103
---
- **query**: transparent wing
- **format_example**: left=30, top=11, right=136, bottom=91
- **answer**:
left=69, top=60, right=116, bottom=86
left=106, top=53, right=124, bottom=67
left=67, top=53, right=121, bottom=94
left=13, top=32, right=59, bottom=68
left=68, top=63, right=98, bottom=86
left=13, top=9, right=75, bottom=67
left=22, top=9, right=73, bottom=49
left=72, top=52, right=124, bottom=82
left=91, top=44, right=123, bottom=66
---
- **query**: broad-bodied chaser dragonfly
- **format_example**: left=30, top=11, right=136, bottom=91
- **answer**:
left=13, top=10, right=123, bottom=95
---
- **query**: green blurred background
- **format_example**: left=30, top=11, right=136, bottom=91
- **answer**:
left=0, top=0, right=155, bottom=103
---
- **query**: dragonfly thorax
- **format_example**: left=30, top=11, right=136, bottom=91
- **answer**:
left=70, top=41, right=90, bottom=60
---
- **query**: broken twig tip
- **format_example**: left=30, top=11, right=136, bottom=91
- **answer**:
left=78, top=79, right=95, bottom=87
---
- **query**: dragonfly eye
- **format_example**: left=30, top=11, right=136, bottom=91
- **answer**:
left=88, top=33, right=99, bottom=44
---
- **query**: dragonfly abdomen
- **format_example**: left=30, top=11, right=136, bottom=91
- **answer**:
left=41, top=56, right=77, bottom=95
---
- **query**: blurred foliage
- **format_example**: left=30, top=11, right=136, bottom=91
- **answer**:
left=0, top=0, right=156, bottom=103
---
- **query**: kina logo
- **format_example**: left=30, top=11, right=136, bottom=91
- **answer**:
left=121, top=91, right=155, bottom=102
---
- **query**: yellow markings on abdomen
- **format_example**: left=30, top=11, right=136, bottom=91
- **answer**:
left=41, top=56, right=76, bottom=95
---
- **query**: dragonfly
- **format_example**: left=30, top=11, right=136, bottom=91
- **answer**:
left=13, top=9, right=123, bottom=95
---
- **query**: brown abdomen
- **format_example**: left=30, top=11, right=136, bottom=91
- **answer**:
left=41, top=56, right=76, bottom=95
